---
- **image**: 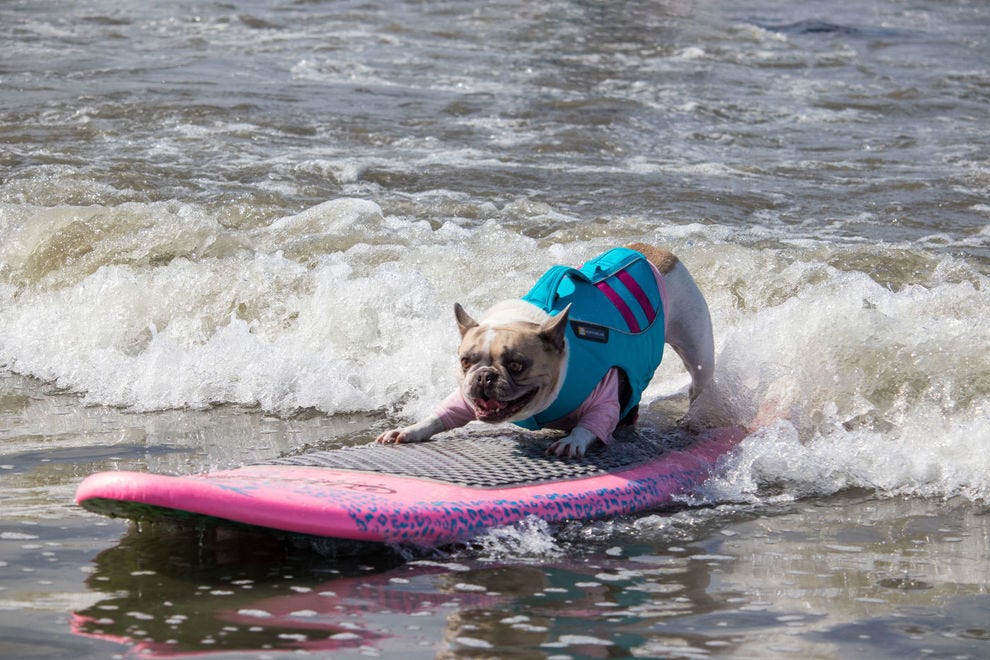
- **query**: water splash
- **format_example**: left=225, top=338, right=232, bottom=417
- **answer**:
left=468, top=516, right=564, bottom=561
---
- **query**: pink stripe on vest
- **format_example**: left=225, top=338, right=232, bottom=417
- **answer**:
left=616, top=270, right=657, bottom=325
left=595, top=281, right=641, bottom=332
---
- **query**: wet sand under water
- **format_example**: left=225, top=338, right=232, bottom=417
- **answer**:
left=1, top=371, right=989, bottom=659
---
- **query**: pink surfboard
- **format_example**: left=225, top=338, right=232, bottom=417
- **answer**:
left=75, top=426, right=746, bottom=546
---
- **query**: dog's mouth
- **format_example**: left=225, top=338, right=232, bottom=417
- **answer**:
left=472, top=389, right=538, bottom=422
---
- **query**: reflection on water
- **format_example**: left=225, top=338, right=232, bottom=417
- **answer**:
left=66, top=494, right=990, bottom=658
left=70, top=521, right=732, bottom=657
left=72, top=525, right=408, bottom=656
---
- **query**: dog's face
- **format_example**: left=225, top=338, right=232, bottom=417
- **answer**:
left=454, top=301, right=569, bottom=423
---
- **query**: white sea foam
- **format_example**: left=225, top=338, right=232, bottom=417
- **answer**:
left=678, top=247, right=990, bottom=504
left=470, top=516, right=564, bottom=560
left=1, top=196, right=988, bottom=504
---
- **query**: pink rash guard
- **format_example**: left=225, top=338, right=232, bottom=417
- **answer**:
left=434, top=367, right=623, bottom=444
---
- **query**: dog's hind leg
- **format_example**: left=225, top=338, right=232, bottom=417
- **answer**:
left=629, top=243, right=714, bottom=403
left=662, top=260, right=714, bottom=402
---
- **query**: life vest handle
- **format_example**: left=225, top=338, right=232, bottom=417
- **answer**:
left=523, top=248, right=646, bottom=314
left=522, top=265, right=586, bottom=313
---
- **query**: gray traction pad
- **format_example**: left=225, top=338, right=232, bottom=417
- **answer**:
left=268, top=426, right=695, bottom=488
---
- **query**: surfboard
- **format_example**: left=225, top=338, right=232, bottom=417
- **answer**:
left=75, top=425, right=746, bottom=546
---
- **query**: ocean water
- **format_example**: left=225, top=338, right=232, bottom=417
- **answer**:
left=1, top=0, right=988, bottom=657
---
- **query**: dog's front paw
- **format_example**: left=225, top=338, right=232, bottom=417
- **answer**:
left=546, top=427, right=599, bottom=458
left=376, top=428, right=408, bottom=444
left=546, top=438, right=588, bottom=458
left=376, top=427, right=426, bottom=444
left=375, top=415, right=445, bottom=445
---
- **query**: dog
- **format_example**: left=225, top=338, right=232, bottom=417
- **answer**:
left=376, top=243, right=714, bottom=457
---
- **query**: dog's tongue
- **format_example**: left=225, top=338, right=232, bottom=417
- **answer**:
left=475, top=397, right=504, bottom=412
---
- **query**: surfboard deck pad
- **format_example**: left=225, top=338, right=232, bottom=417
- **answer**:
left=269, top=427, right=694, bottom=487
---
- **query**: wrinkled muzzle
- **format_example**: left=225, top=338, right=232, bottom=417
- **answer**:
left=464, top=366, right=537, bottom=422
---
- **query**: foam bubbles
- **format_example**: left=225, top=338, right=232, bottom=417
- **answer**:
left=684, top=248, right=990, bottom=504
left=470, top=516, right=564, bottom=560
left=0, top=198, right=550, bottom=419
left=1, top=196, right=988, bottom=504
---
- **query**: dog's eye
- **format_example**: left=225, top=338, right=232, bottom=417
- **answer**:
left=508, top=361, right=525, bottom=374
left=460, top=357, right=472, bottom=371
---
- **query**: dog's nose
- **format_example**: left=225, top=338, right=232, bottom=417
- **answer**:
left=475, top=369, right=497, bottom=389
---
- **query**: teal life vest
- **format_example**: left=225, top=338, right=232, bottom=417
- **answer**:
left=513, top=247, right=666, bottom=430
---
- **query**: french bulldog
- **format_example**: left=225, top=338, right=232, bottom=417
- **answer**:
left=376, top=243, right=714, bottom=457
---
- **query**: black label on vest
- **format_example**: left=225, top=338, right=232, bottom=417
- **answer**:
left=571, top=321, right=609, bottom=343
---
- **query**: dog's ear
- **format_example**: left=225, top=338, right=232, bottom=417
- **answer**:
left=454, top=303, right=478, bottom=337
left=539, top=304, right=570, bottom=353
